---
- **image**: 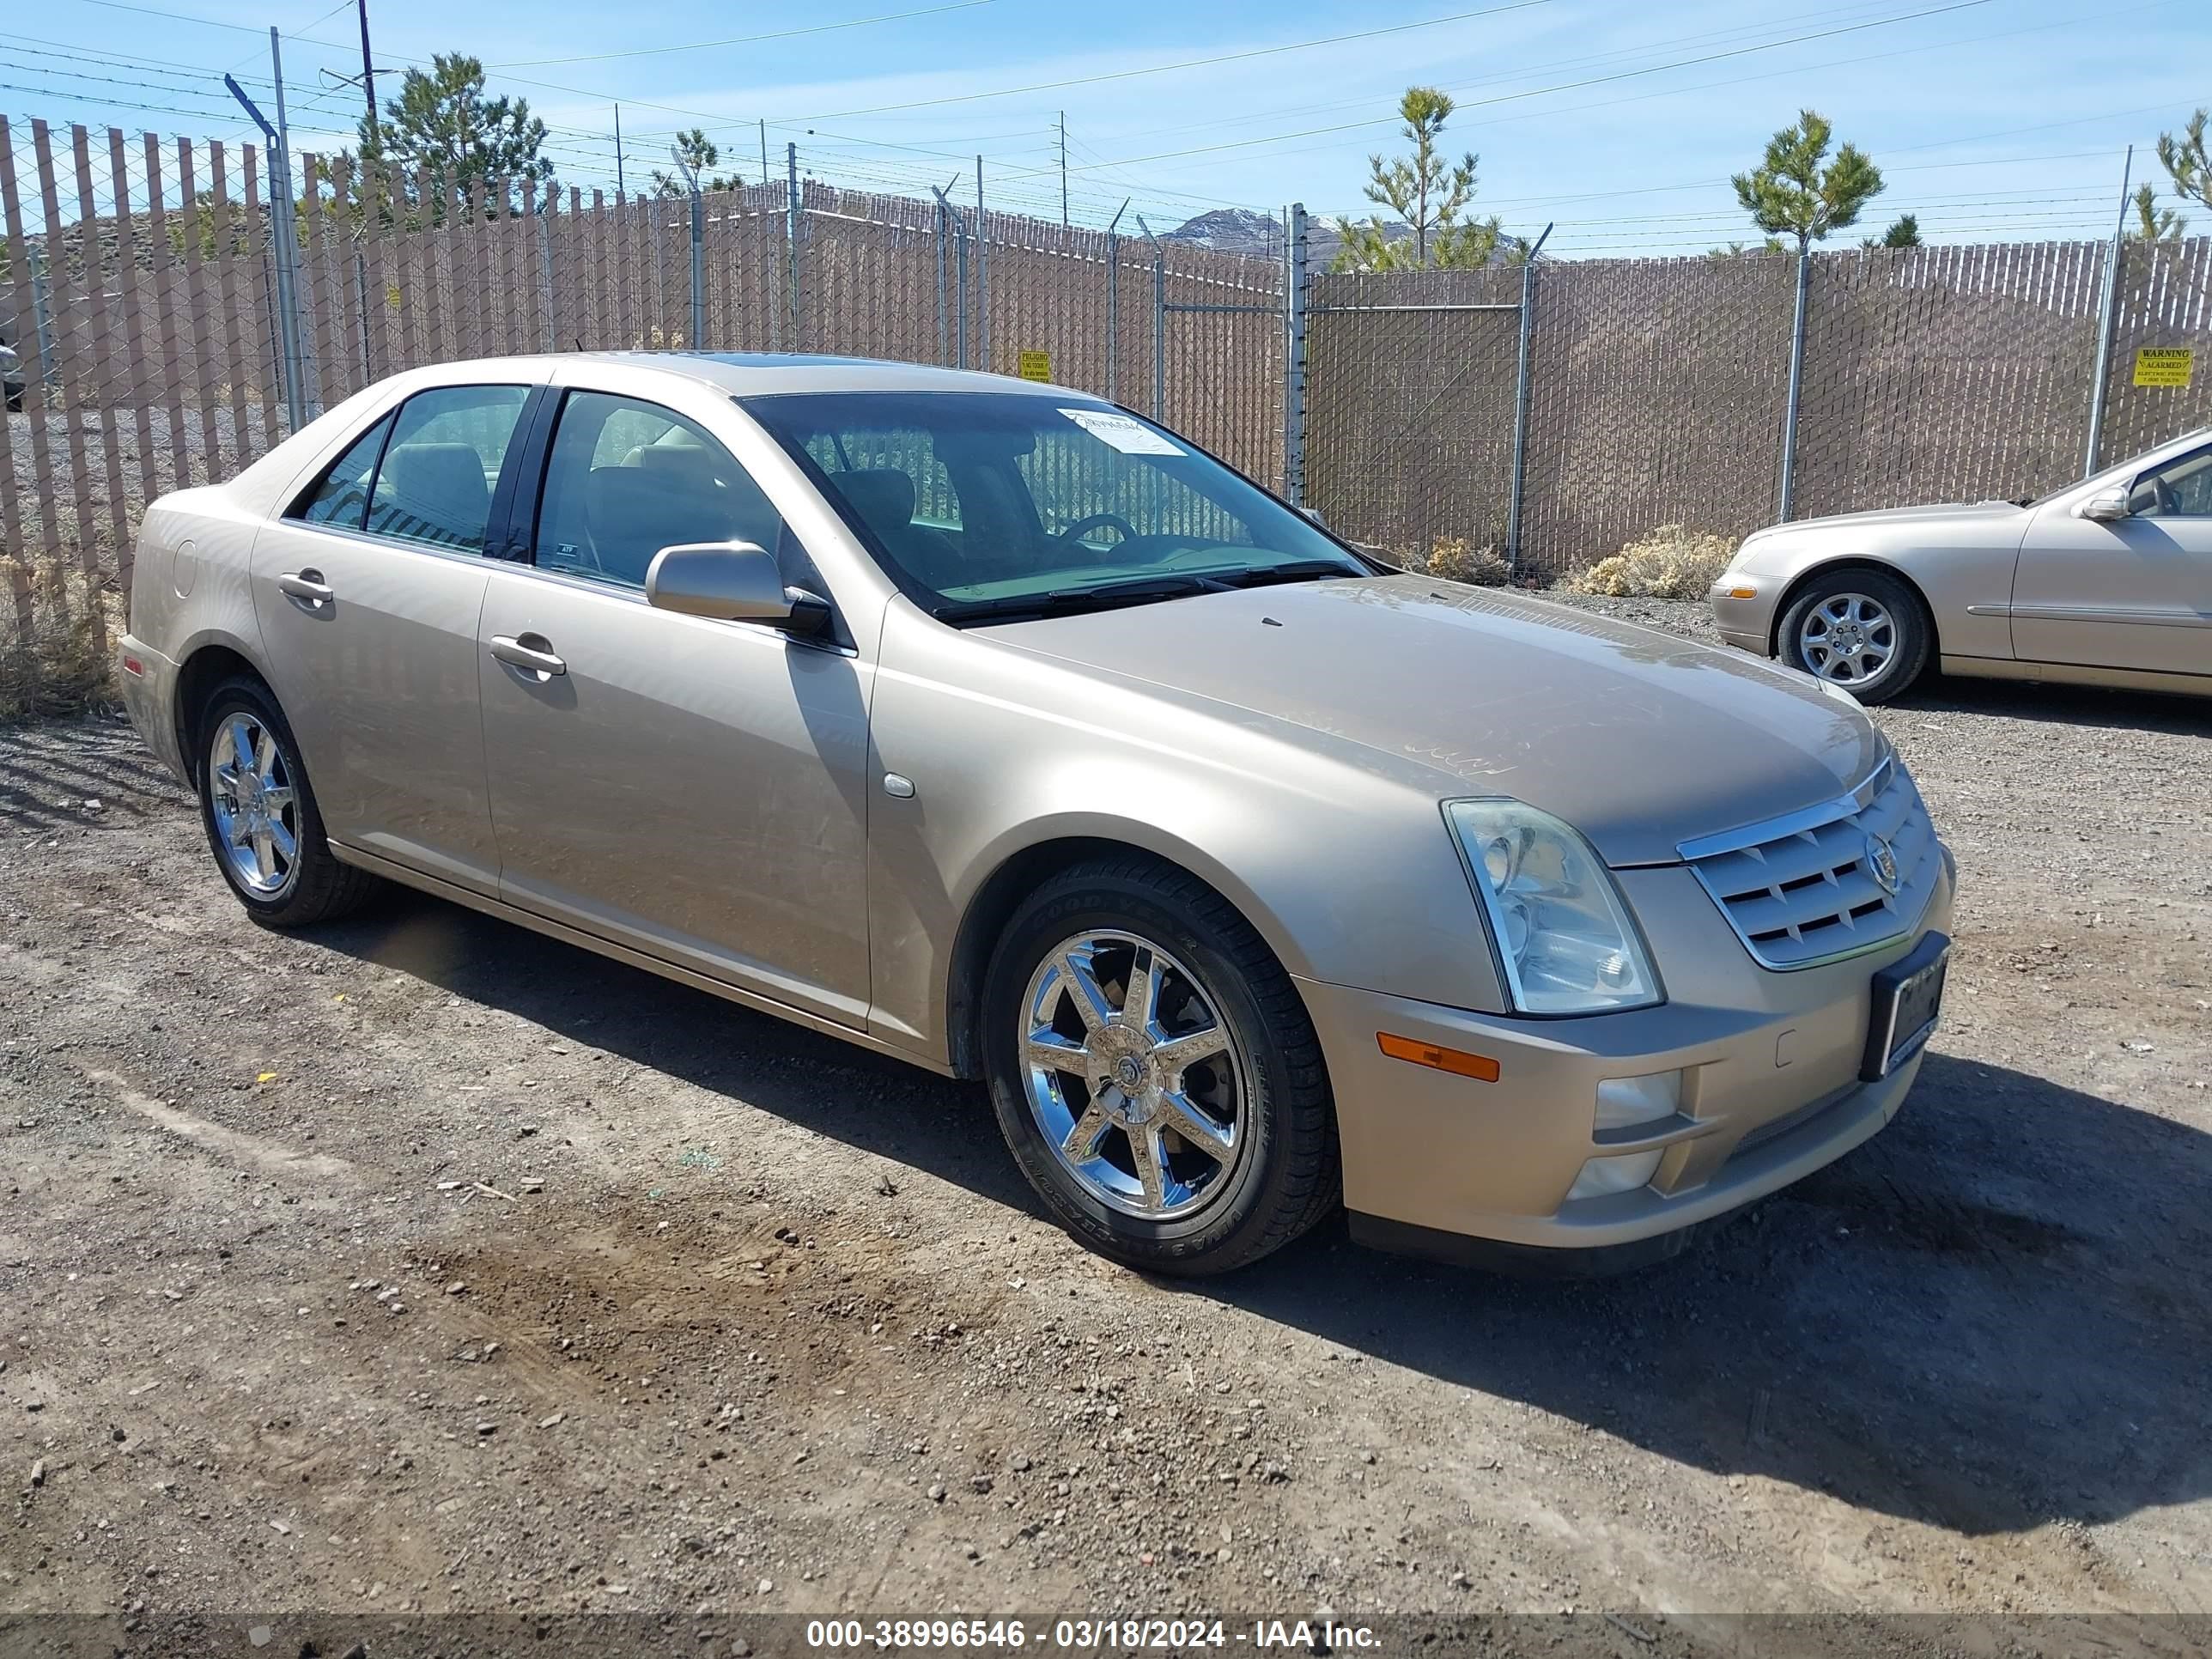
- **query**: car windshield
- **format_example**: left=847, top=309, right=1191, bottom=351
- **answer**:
left=740, top=391, right=1370, bottom=619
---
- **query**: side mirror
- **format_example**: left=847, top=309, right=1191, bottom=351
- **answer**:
left=646, top=541, right=830, bottom=635
left=2076, top=485, right=2132, bottom=523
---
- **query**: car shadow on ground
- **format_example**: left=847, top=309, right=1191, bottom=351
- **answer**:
left=322, top=887, right=2212, bottom=1542
left=1908, top=673, right=2212, bottom=735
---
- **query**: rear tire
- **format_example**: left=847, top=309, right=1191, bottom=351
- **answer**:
left=194, top=676, right=379, bottom=927
left=1778, top=568, right=1931, bottom=705
left=981, top=856, right=1339, bottom=1276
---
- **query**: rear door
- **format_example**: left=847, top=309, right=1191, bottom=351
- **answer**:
left=251, top=380, right=541, bottom=894
left=476, top=380, right=875, bottom=1027
left=2014, top=441, right=2212, bottom=678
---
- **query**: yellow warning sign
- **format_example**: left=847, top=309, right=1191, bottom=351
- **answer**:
left=1018, top=349, right=1052, bottom=383
left=2134, top=346, right=2194, bottom=388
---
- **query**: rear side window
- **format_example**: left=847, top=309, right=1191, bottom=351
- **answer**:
left=289, top=414, right=392, bottom=529
left=363, top=385, right=531, bottom=554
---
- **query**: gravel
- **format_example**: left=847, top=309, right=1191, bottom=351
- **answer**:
left=2, top=603, right=2208, bottom=1640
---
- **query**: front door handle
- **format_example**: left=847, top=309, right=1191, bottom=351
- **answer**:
left=490, top=633, right=567, bottom=678
left=277, top=569, right=334, bottom=606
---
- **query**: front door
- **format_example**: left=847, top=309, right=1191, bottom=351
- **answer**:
left=477, top=387, right=874, bottom=1027
left=250, top=381, right=538, bottom=894
left=2014, top=441, right=2212, bottom=678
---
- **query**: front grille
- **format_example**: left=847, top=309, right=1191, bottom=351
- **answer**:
left=1680, top=758, right=1939, bottom=970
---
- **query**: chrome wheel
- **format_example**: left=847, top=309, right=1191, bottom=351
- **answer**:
left=1797, top=592, right=1898, bottom=685
left=208, top=712, right=300, bottom=897
left=1020, top=930, right=1249, bottom=1220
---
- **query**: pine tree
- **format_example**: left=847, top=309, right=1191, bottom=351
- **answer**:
left=1332, top=87, right=1504, bottom=271
left=2154, top=109, right=2209, bottom=215
left=1862, top=212, right=1919, bottom=248
left=1731, top=110, right=1884, bottom=255
left=359, top=53, right=553, bottom=217
left=2127, top=183, right=2185, bottom=242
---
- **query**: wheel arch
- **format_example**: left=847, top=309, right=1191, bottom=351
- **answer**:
left=941, top=831, right=1314, bottom=1083
left=1768, top=556, right=1942, bottom=660
left=172, top=639, right=271, bottom=783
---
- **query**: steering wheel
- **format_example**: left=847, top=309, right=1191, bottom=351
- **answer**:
left=1051, top=512, right=1138, bottom=550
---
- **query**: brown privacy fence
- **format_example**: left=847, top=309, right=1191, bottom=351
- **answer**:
left=6, top=110, right=2212, bottom=672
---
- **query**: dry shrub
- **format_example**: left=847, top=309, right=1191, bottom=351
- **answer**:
left=1425, top=535, right=1511, bottom=586
left=1567, top=525, right=1738, bottom=599
left=0, top=557, right=122, bottom=724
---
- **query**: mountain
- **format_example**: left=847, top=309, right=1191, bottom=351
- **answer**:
left=1160, top=209, right=1413, bottom=271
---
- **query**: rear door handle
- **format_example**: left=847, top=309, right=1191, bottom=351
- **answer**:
left=277, top=569, right=334, bottom=606
left=490, top=633, right=567, bottom=678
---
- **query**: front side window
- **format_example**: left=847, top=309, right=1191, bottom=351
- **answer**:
left=363, top=385, right=531, bottom=554
left=534, top=391, right=793, bottom=590
left=743, top=392, right=1366, bottom=621
left=289, top=413, right=393, bottom=529
left=2129, top=445, right=2212, bottom=518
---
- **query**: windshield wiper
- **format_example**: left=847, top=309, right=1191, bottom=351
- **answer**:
left=1218, top=559, right=1364, bottom=588
left=932, top=574, right=1230, bottom=623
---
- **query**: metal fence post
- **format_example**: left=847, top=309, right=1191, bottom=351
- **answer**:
left=785, top=142, right=801, bottom=349
left=539, top=201, right=557, bottom=351
left=1777, top=245, right=1811, bottom=523
left=1135, top=213, right=1164, bottom=420
left=2084, top=144, right=2134, bottom=477
left=1504, top=222, right=1554, bottom=572
left=975, top=154, right=989, bottom=373
left=684, top=165, right=705, bottom=349
left=1105, top=198, right=1127, bottom=402
left=930, top=185, right=969, bottom=368
left=1283, top=201, right=1308, bottom=506
left=934, top=195, right=951, bottom=367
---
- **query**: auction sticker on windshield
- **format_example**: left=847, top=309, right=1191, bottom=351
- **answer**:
left=1060, top=407, right=1184, bottom=455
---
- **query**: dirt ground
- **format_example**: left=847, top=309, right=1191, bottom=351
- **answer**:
left=3, top=597, right=2210, bottom=1655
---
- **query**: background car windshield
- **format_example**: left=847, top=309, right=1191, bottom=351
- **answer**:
left=742, top=392, right=1366, bottom=606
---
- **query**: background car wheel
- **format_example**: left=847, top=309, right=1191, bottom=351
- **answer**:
left=195, top=676, right=379, bottom=927
left=1778, top=568, right=1931, bottom=704
left=981, top=856, right=1339, bottom=1276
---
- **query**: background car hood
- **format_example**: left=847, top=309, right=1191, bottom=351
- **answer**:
left=1761, top=500, right=2028, bottom=533
left=994, top=575, right=1884, bottom=866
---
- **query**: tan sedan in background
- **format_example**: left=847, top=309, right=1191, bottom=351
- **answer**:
left=1711, top=427, right=2212, bottom=703
left=118, top=354, right=1953, bottom=1275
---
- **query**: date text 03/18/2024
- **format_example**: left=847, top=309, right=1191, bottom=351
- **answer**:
left=802, top=1617, right=1382, bottom=1650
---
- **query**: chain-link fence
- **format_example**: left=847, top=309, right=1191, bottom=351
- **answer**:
left=1306, top=238, right=2212, bottom=573
left=6, top=107, right=2212, bottom=685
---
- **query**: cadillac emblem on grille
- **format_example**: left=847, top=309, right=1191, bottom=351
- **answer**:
left=1865, top=831, right=1901, bottom=896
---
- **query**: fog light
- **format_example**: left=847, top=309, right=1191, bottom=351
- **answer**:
left=1565, top=1070, right=1683, bottom=1201
left=1567, top=1149, right=1663, bottom=1200
left=1596, top=1070, right=1681, bottom=1130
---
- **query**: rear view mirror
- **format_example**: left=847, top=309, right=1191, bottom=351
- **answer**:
left=646, top=542, right=829, bottom=635
left=2076, top=485, right=2131, bottom=523
left=1298, top=505, right=1328, bottom=528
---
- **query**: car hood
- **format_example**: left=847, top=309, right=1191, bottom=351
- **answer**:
left=1759, top=500, right=2028, bottom=534
left=993, top=575, right=1884, bottom=867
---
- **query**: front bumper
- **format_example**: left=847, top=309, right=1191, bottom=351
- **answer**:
left=117, top=632, right=188, bottom=785
left=1708, top=575, right=1781, bottom=656
left=1300, top=852, right=1954, bottom=1266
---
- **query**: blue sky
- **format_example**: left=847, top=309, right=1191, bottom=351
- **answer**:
left=5, top=0, right=2207, bottom=255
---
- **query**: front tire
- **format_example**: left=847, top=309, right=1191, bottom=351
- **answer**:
left=194, top=676, right=378, bottom=927
left=981, top=857, right=1339, bottom=1275
left=1778, top=568, right=1931, bottom=704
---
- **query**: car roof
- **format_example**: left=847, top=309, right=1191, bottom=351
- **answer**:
left=414, top=350, right=1094, bottom=399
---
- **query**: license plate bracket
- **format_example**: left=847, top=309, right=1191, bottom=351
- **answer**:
left=1862, top=932, right=1949, bottom=1082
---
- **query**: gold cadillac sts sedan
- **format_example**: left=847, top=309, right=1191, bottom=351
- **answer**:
left=118, top=354, right=1954, bottom=1276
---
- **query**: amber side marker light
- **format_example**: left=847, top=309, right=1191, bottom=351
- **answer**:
left=1725, top=585, right=1758, bottom=599
left=1376, top=1032, right=1500, bottom=1082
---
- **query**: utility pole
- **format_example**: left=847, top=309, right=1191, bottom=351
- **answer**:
left=1057, top=110, right=1067, bottom=227
left=614, top=103, right=625, bottom=198
left=759, top=119, right=769, bottom=189
left=356, top=0, right=377, bottom=144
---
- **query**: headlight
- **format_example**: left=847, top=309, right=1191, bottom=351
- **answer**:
left=1444, top=799, right=1662, bottom=1015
